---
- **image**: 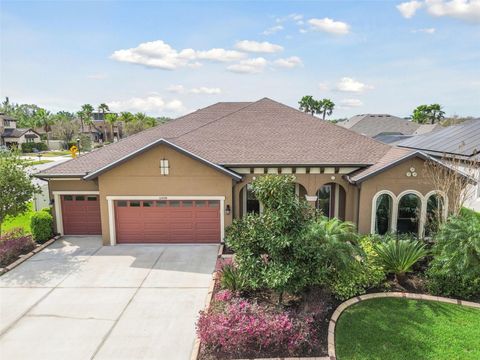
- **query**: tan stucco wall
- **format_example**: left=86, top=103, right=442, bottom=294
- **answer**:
left=97, top=144, right=233, bottom=245
left=357, top=157, right=440, bottom=233
left=233, top=173, right=356, bottom=223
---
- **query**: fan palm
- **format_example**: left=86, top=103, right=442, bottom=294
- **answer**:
left=320, top=98, right=335, bottom=120
left=98, top=103, right=110, bottom=141
left=34, top=108, right=53, bottom=146
left=105, top=113, right=119, bottom=142
left=78, top=104, right=94, bottom=133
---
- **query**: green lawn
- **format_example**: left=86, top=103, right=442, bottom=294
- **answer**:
left=25, top=159, right=54, bottom=166
left=1, top=202, right=34, bottom=235
left=25, top=150, right=71, bottom=157
left=336, top=298, right=480, bottom=360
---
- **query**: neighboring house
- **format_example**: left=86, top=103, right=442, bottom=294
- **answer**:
left=0, top=113, right=41, bottom=148
left=83, top=117, right=122, bottom=142
left=399, top=119, right=480, bottom=211
left=35, top=98, right=459, bottom=245
left=339, top=113, right=421, bottom=137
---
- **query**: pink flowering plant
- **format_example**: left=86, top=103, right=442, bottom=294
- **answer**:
left=197, top=298, right=317, bottom=357
left=0, top=228, right=36, bottom=267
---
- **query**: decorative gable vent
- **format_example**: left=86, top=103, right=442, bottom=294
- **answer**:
left=160, top=159, right=170, bottom=175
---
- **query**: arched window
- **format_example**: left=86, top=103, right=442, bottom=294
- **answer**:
left=294, top=183, right=308, bottom=199
left=244, top=183, right=260, bottom=215
left=375, top=193, right=393, bottom=235
left=397, top=193, right=421, bottom=236
left=424, top=193, right=444, bottom=237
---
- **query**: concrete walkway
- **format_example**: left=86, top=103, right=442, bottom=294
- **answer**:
left=0, top=236, right=218, bottom=360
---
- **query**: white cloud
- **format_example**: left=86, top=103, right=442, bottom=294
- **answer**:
left=167, top=84, right=185, bottom=93
left=336, top=77, right=373, bottom=93
left=425, top=0, right=480, bottom=23
left=273, top=56, right=303, bottom=68
left=340, top=99, right=364, bottom=108
left=412, top=27, right=436, bottom=33
left=227, top=57, right=268, bottom=74
left=397, top=1, right=424, bottom=18
left=107, top=95, right=184, bottom=114
left=318, top=82, right=329, bottom=91
left=234, top=40, right=283, bottom=53
left=263, top=25, right=284, bottom=35
left=111, top=40, right=246, bottom=70
left=299, top=28, right=308, bottom=34
left=308, top=18, right=350, bottom=35
left=189, top=87, right=222, bottom=94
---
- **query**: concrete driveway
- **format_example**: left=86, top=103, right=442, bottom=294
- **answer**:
left=0, top=236, right=218, bottom=360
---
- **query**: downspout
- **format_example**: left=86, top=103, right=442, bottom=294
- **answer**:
left=356, top=183, right=361, bottom=230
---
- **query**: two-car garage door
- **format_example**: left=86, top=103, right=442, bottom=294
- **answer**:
left=60, top=196, right=221, bottom=243
left=114, top=199, right=221, bottom=244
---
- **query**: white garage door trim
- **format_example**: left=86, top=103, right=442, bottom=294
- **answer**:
left=106, top=195, right=225, bottom=246
left=52, top=191, right=100, bottom=235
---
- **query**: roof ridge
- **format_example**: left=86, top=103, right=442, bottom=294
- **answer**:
left=170, top=100, right=260, bottom=140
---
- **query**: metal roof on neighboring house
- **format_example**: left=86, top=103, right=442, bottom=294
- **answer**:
left=399, top=119, right=480, bottom=158
left=36, top=98, right=392, bottom=178
left=338, top=114, right=421, bottom=137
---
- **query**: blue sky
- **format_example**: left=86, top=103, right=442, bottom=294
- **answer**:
left=1, top=0, right=479, bottom=118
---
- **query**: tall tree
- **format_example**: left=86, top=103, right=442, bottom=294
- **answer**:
left=52, top=112, right=77, bottom=146
left=412, top=104, right=445, bottom=124
left=78, top=104, right=94, bottom=133
left=105, top=113, right=119, bottom=142
left=34, top=108, right=54, bottom=146
left=0, top=151, right=39, bottom=234
left=298, top=95, right=320, bottom=116
left=97, top=103, right=110, bottom=141
left=319, top=98, right=335, bottom=120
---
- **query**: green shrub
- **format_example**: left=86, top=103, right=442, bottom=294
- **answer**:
left=427, top=215, right=480, bottom=300
left=21, top=142, right=48, bottom=153
left=219, top=263, right=247, bottom=292
left=374, top=237, right=427, bottom=283
left=78, top=134, right=92, bottom=152
left=328, top=236, right=386, bottom=300
left=30, top=210, right=53, bottom=243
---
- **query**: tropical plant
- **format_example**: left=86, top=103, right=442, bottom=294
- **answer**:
left=298, top=95, right=320, bottom=116
left=0, top=151, right=40, bottom=234
left=427, top=214, right=480, bottom=299
left=412, top=104, right=445, bottom=124
left=78, top=104, right=94, bottom=132
left=374, top=237, right=427, bottom=283
left=97, top=103, right=110, bottom=141
left=219, top=263, right=247, bottom=292
left=319, top=98, right=335, bottom=120
left=105, top=113, right=119, bottom=142
left=34, top=108, right=54, bottom=146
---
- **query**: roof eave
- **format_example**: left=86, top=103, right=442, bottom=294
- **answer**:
left=82, top=138, right=243, bottom=181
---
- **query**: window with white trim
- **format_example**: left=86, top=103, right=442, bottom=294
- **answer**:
left=160, top=159, right=169, bottom=175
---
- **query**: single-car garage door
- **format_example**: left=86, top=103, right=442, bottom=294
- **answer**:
left=61, top=195, right=102, bottom=235
left=115, top=199, right=221, bottom=244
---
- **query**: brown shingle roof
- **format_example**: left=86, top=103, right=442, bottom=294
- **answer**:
left=38, top=98, right=391, bottom=177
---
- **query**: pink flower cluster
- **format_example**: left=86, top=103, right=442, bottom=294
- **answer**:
left=0, top=228, right=35, bottom=267
left=197, top=298, right=316, bottom=356
left=214, top=289, right=234, bottom=302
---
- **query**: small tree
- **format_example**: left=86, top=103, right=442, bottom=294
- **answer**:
left=298, top=95, right=321, bottom=116
left=105, top=113, right=119, bottom=142
left=97, top=103, right=110, bottom=141
left=412, top=104, right=445, bottom=124
left=319, top=98, right=335, bottom=120
left=423, top=152, right=479, bottom=218
left=0, top=151, right=40, bottom=234
left=34, top=108, right=54, bottom=146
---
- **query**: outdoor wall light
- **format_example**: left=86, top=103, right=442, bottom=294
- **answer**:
left=331, top=175, right=336, bottom=181
left=225, top=205, right=231, bottom=215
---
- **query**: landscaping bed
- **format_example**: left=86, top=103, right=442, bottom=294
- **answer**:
left=335, top=297, right=480, bottom=360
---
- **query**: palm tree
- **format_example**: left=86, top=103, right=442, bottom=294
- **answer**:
left=298, top=95, right=320, bottom=116
left=78, top=104, right=94, bottom=133
left=119, top=111, right=135, bottom=123
left=320, top=98, right=335, bottom=120
left=98, top=103, right=110, bottom=142
left=34, top=108, right=54, bottom=146
left=104, top=113, right=119, bottom=142
left=428, top=104, right=445, bottom=124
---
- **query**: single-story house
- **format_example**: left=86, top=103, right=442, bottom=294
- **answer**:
left=35, top=98, right=454, bottom=245
left=339, top=113, right=421, bottom=137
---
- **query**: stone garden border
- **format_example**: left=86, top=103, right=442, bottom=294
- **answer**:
left=327, top=292, right=480, bottom=359
left=0, top=235, right=60, bottom=276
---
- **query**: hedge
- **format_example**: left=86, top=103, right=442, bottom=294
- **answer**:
left=21, top=142, right=48, bottom=153
left=30, top=211, right=53, bottom=243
